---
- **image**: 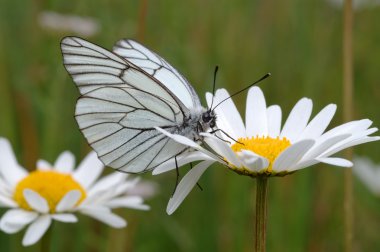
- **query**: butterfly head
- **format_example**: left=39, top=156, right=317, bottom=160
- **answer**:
left=201, top=109, right=216, bottom=129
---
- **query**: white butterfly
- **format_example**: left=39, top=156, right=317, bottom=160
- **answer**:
left=61, top=37, right=216, bottom=173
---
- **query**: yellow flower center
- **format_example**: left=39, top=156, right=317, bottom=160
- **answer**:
left=231, top=136, right=291, bottom=175
left=13, top=170, right=86, bottom=213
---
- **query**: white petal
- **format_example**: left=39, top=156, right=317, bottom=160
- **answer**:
left=153, top=151, right=213, bottom=175
left=289, top=159, right=319, bottom=171
left=267, top=105, right=282, bottom=137
left=54, top=151, right=75, bottom=173
left=316, top=157, right=353, bottom=167
left=36, top=160, right=52, bottom=170
left=80, top=209, right=126, bottom=228
left=0, top=209, right=38, bottom=234
left=203, top=135, right=241, bottom=167
left=207, top=89, right=246, bottom=139
left=238, top=150, right=269, bottom=172
left=155, top=127, right=221, bottom=161
left=106, top=196, right=150, bottom=210
left=321, top=131, right=379, bottom=158
left=51, top=214, right=78, bottom=222
left=273, top=139, right=315, bottom=172
left=246, top=87, right=268, bottom=137
left=0, top=194, right=18, bottom=207
left=320, top=119, right=372, bottom=142
left=298, top=104, right=337, bottom=140
left=55, top=190, right=82, bottom=212
left=205, top=91, right=213, bottom=108
left=353, top=157, right=380, bottom=194
left=87, top=172, right=127, bottom=197
left=280, top=98, right=313, bottom=142
left=167, top=160, right=212, bottom=215
left=0, top=138, right=28, bottom=186
left=73, top=152, right=104, bottom=189
left=0, top=222, right=26, bottom=234
left=22, top=215, right=52, bottom=246
left=23, top=189, right=49, bottom=214
left=301, top=134, right=351, bottom=161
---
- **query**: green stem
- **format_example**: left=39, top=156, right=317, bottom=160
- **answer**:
left=41, top=225, right=52, bottom=252
left=255, top=177, right=269, bottom=252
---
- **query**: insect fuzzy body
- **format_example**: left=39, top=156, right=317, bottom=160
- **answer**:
left=61, top=37, right=216, bottom=173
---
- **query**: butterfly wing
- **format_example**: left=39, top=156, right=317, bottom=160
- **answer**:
left=113, top=39, right=201, bottom=110
left=61, top=37, right=190, bottom=173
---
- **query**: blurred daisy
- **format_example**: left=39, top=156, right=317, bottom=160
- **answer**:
left=38, top=11, right=99, bottom=37
left=154, top=86, right=379, bottom=214
left=0, top=138, right=149, bottom=246
left=353, top=156, right=380, bottom=195
left=326, top=0, right=380, bottom=10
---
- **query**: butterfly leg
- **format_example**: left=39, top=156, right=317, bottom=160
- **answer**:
left=191, top=162, right=203, bottom=191
left=172, top=156, right=180, bottom=196
left=210, top=128, right=244, bottom=145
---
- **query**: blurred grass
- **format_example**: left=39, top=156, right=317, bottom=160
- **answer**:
left=1, top=0, right=380, bottom=251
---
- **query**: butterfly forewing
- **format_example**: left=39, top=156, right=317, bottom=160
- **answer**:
left=113, top=39, right=201, bottom=110
left=61, top=36, right=192, bottom=173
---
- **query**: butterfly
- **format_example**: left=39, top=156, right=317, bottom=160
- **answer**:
left=61, top=37, right=216, bottom=173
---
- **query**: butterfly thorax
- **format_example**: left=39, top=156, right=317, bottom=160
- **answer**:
left=175, top=107, right=216, bottom=142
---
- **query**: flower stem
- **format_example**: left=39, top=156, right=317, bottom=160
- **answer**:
left=41, top=226, right=52, bottom=252
left=255, top=177, right=268, bottom=252
left=343, top=0, right=353, bottom=251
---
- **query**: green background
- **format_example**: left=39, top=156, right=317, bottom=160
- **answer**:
left=0, top=0, right=380, bottom=251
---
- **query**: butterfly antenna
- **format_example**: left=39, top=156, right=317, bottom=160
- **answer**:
left=212, top=73, right=271, bottom=111
left=209, top=65, right=219, bottom=109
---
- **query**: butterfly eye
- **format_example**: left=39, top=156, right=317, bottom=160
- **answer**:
left=202, top=113, right=211, bottom=123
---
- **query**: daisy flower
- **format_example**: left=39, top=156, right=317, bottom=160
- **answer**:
left=154, top=86, right=379, bottom=214
left=0, top=138, right=149, bottom=246
left=353, top=156, right=380, bottom=195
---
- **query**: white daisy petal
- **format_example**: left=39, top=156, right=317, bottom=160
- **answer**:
left=51, top=214, right=78, bottom=223
left=54, top=151, right=75, bottom=173
left=0, top=138, right=28, bottom=186
left=321, top=133, right=379, bottom=158
left=55, top=190, right=81, bottom=212
left=280, top=98, right=313, bottom=142
left=267, top=105, right=282, bottom=137
left=153, top=151, right=213, bottom=175
left=0, top=209, right=38, bottom=233
left=203, top=135, right=241, bottom=167
left=274, top=139, right=315, bottom=172
left=0, top=194, right=18, bottom=208
left=167, top=160, right=213, bottom=215
left=155, top=127, right=221, bottom=161
left=298, top=104, right=337, bottom=140
left=23, top=189, right=49, bottom=214
left=246, top=86, right=268, bottom=137
left=353, top=157, right=380, bottom=194
left=87, top=172, right=128, bottom=197
left=80, top=209, right=126, bottom=228
left=238, top=150, right=269, bottom=172
left=205, top=91, right=213, bottom=108
left=0, top=222, right=26, bottom=234
left=302, top=134, right=351, bottom=161
left=320, top=119, right=372, bottom=141
left=316, top=157, right=353, bottom=167
left=36, top=160, right=52, bottom=170
left=73, top=152, right=104, bottom=189
left=209, top=89, right=246, bottom=139
left=106, top=196, right=150, bottom=210
left=22, top=215, right=52, bottom=246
